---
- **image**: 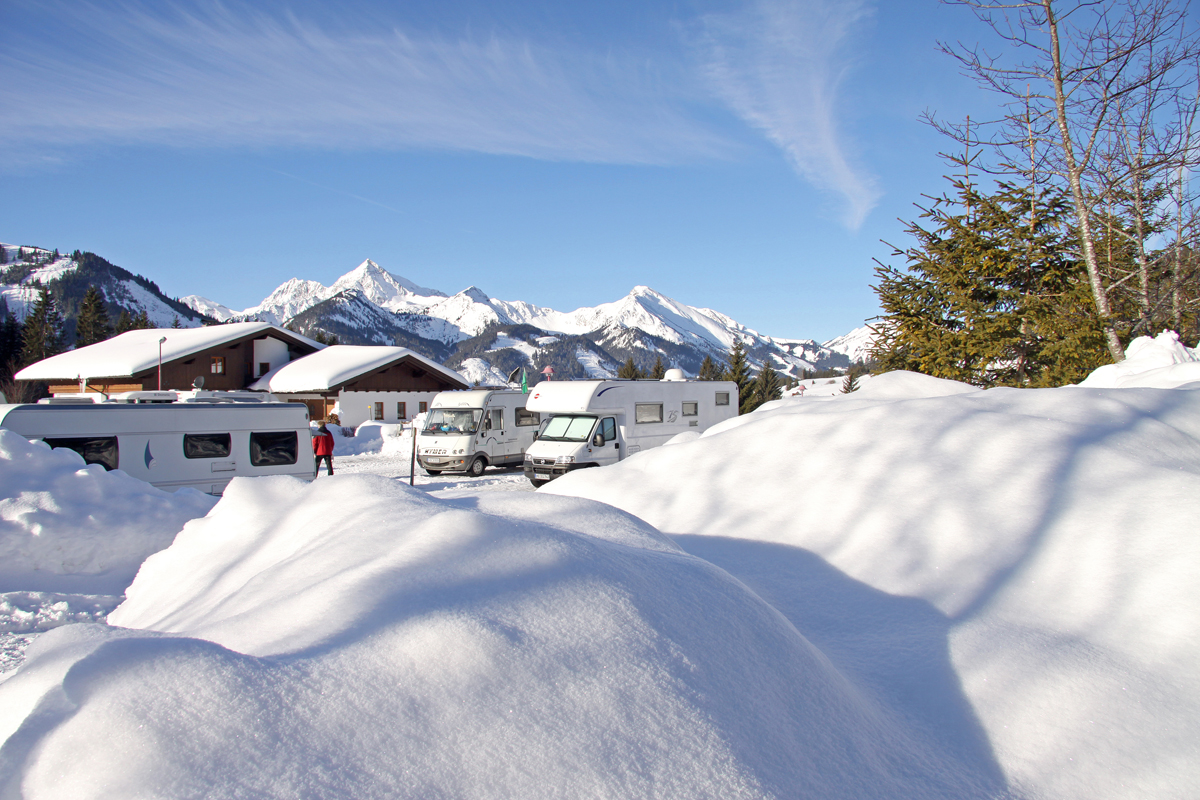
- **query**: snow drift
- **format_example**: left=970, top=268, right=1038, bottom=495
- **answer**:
left=0, top=430, right=216, bottom=594
left=1, top=474, right=999, bottom=799
left=1077, top=330, right=1200, bottom=388
left=544, top=371, right=1200, bottom=800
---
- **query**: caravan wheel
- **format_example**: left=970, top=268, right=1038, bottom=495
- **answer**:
left=466, top=457, right=487, bottom=477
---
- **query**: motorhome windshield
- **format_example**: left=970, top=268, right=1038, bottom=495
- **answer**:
left=424, top=408, right=483, bottom=435
left=538, top=414, right=597, bottom=442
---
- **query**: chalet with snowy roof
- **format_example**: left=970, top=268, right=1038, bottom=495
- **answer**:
left=16, top=322, right=322, bottom=396
left=249, top=345, right=469, bottom=426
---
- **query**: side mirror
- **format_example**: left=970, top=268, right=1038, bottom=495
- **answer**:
left=532, top=431, right=539, bottom=440
left=592, top=433, right=604, bottom=448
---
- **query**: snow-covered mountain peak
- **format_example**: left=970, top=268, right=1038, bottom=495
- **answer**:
left=459, top=286, right=491, bottom=303
left=327, top=259, right=445, bottom=314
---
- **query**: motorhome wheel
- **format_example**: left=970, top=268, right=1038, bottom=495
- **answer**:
left=467, top=457, right=486, bottom=477
left=425, top=469, right=442, bottom=476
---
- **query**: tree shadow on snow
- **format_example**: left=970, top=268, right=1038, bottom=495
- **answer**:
left=669, top=533, right=1012, bottom=796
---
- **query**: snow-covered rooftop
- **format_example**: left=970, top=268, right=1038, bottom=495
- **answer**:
left=15, top=322, right=321, bottom=382
left=249, top=345, right=467, bottom=393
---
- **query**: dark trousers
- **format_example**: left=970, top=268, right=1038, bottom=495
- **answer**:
left=315, top=454, right=333, bottom=476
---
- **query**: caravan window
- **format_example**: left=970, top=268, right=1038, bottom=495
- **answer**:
left=715, top=392, right=730, bottom=406
left=424, top=408, right=482, bottom=435
left=635, top=403, right=663, bottom=424
left=515, top=407, right=540, bottom=427
left=43, top=437, right=119, bottom=471
left=184, top=433, right=232, bottom=459
left=249, top=431, right=298, bottom=466
left=539, top=415, right=597, bottom=442
left=682, top=402, right=698, bottom=416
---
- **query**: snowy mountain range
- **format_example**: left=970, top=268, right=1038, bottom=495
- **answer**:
left=1, top=238, right=876, bottom=380
left=183, top=258, right=875, bottom=380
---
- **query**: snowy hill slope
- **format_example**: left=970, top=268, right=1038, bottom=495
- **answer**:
left=544, top=372, right=1200, bottom=799
left=1, top=244, right=207, bottom=335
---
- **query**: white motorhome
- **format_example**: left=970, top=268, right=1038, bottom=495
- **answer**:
left=522, top=372, right=738, bottom=486
left=0, top=391, right=314, bottom=495
left=416, top=389, right=542, bottom=476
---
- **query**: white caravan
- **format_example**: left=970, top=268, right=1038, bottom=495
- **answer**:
left=417, top=389, right=542, bottom=476
left=0, top=391, right=314, bottom=495
left=522, top=372, right=738, bottom=486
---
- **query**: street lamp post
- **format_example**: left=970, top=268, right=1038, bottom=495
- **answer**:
left=158, top=336, right=167, bottom=390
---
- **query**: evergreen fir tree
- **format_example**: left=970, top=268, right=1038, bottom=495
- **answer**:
left=134, top=309, right=151, bottom=329
left=74, top=286, right=112, bottom=347
left=21, top=285, right=64, bottom=364
left=17, top=248, right=26, bottom=262
left=0, top=313, right=21, bottom=367
left=752, top=364, right=783, bottom=409
left=171, top=315, right=182, bottom=329
left=0, top=246, right=7, bottom=265
left=841, top=370, right=860, bottom=393
left=872, top=178, right=1107, bottom=387
left=52, top=249, right=60, bottom=260
left=617, top=357, right=643, bottom=380
left=115, top=310, right=134, bottom=334
left=698, top=354, right=722, bottom=381
left=650, top=355, right=666, bottom=379
left=722, top=340, right=754, bottom=414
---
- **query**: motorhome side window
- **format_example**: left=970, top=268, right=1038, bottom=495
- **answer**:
left=515, top=407, right=540, bottom=426
left=43, top=437, right=119, bottom=471
left=183, top=433, right=232, bottom=459
left=249, top=431, right=298, bottom=466
left=599, top=417, right=617, bottom=442
left=682, top=402, right=698, bottom=416
left=211, top=357, right=225, bottom=375
left=715, top=392, right=730, bottom=406
left=635, top=403, right=663, bottom=424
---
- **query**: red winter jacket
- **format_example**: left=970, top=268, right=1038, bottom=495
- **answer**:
left=313, top=428, right=335, bottom=456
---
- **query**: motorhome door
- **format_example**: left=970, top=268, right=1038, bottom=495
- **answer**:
left=592, top=416, right=621, bottom=465
left=484, top=407, right=516, bottom=458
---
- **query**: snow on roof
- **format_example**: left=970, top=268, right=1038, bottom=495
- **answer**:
left=249, top=345, right=466, bottom=393
left=15, top=322, right=321, bottom=382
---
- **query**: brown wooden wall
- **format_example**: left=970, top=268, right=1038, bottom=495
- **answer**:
left=338, top=360, right=466, bottom=393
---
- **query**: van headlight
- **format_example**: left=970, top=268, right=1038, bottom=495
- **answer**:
left=524, top=453, right=533, bottom=461
left=555, top=455, right=576, bottom=464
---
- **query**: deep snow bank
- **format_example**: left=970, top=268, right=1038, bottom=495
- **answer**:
left=1, top=474, right=998, bottom=799
left=1078, top=330, right=1200, bottom=388
left=544, top=371, right=1200, bottom=800
left=0, top=430, right=216, bottom=594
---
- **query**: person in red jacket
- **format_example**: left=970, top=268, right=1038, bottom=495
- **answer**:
left=313, top=422, right=335, bottom=476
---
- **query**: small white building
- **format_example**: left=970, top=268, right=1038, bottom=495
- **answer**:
left=250, top=345, right=469, bottom=427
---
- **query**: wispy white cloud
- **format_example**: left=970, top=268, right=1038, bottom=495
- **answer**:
left=0, top=2, right=730, bottom=166
left=697, top=0, right=881, bottom=228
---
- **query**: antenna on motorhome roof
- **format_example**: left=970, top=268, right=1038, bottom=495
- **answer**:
left=193, top=376, right=205, bottom=389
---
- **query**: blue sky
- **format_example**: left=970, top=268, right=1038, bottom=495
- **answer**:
left=1, top=0, right=987, bottom=341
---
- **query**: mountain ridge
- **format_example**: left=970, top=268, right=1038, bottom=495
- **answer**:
left=182, top=259, right=869, bottom=379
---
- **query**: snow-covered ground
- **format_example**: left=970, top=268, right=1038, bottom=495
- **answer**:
left=1, top=332, right=1199, bottom=798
